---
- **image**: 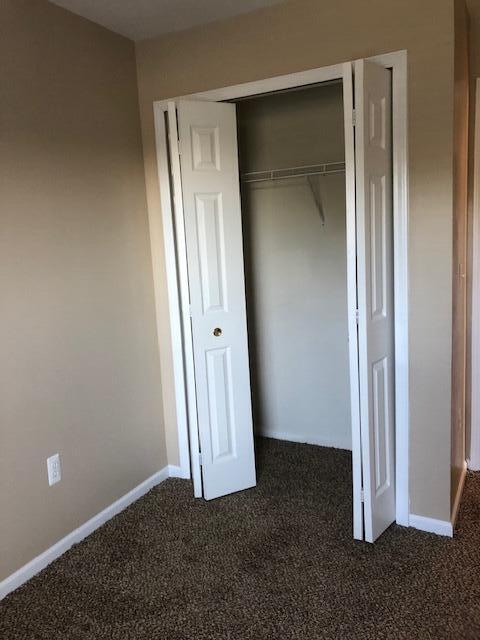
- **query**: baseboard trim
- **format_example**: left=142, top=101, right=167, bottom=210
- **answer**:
left=257, top=428, right=351, bottom=451
left=168, top=464, right=190, bottom=479
left=409, top=513, right=453, bottom=537
left=451, top=460, right=468, bottom=530
left=467, top=458, right=480, bottom=471
left=0, top=465, right=173, bottom=601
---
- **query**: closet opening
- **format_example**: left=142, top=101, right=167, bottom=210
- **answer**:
left=234, top=82, right=353, bottom=483
left=153, top=54, right=409, bottom=542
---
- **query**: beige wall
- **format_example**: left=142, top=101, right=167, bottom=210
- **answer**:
left=0, top=0, right=166, bottom=580
left=465, top=1, right=480, bottom=463
left=136, top=0, right=456, bottom=520
left=451, top=0, right=469, bottom=509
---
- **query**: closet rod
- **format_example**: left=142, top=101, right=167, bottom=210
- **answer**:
left=241, top=161, right=345, bottom=183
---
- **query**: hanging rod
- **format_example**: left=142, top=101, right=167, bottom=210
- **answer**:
left=241, top=161, right=345, bottom=184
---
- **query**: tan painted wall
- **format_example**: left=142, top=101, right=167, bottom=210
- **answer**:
left=0, top=0, right=166, bottom=580
left=451, top=0, right=469, bottom=510
left=465, top=1, right=480, bottom=464
left=136, top=0, right=456, bottom=520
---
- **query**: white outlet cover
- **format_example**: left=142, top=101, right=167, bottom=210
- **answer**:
left=47, top=453, right=61, bottom=486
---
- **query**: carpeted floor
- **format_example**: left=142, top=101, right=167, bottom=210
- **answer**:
left=2, top=437, right=480, bottom=639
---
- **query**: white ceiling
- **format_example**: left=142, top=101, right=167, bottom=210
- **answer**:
left=49, top=0, right=286, bottom=41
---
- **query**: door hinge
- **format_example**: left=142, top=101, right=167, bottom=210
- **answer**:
left=355, top=309, right=359, bottom=325
left=352, top=109, right=357, bottom=127
left=198, top=452, right=203, bottom=466
left=360, top=489, right=365, bottom=502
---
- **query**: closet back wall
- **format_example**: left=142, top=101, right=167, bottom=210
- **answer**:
left=238, top=84, right=351, bottom=449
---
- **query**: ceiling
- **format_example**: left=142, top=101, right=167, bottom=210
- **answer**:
left=49, top=0, right=286, bottom=41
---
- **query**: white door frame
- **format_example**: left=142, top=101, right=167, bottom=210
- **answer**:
left=152, top=50, right=409, bottom=527
left=470, top=78, right=480, bottom=471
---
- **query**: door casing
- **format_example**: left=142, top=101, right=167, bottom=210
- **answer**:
left=152, top=51, right=409, bottom=528
left=469, top=78, right=480, bottom=475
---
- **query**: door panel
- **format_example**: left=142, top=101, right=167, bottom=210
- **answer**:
left=206, top=347, right=236, bottom=461
left=167, top=103, right=203, bottom=497
left=176, top=100, right=256, bottom=500
left=195, top=192, right=227, bottom=314
left=343, top=61, right=364, bottom=541
left=354, top=60, right=395, bottom=542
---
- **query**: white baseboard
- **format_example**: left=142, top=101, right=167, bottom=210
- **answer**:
left=409, top=513, right=453, bottom=537
left=257, top=427, right=352, bottom=451
left=467, top=457, right=480, bottom=471
left=168, top=464, right=190, bottom=479
left=451, top=460, right=468, bottom=530
left=0, top=465, right=175, bottom=601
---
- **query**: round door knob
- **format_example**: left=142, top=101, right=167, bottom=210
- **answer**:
left=213, top=327, right=222, bottom=337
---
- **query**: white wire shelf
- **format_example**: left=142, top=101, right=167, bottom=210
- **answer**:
left=240, top=161, right=345, bottom=226
left=240, top=161, right=345, bottom=183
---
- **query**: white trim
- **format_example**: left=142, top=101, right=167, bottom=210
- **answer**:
left=343, top=61, right=364, bottom=540
left=154, top=64, right=345, bottom=110
left=470, top=78, right=480, bottom=471
left=166, top=102, right=203, bottom=497
left=152, top=51, right=409, bottom=530
left=411, top=459, right=467, bottom=540
left=451, top=460, right=468, bottom=529
left=0, top=467, right=172, bottom=600
left=151, top=106, right=191, bottom=481
left=257, top=429, right=352, bottom=452
left=409, top=514, right=453, bottom=537
left=373, top=51, right=410, bottom=528
left=168, top=464, right=191, bottom=479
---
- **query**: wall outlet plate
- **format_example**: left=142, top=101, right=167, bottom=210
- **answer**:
left=47, top=453, right=61, bottom=486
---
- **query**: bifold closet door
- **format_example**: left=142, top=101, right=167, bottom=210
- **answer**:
left=354, top=60, right=396, bottom=542
left=171, top=99, right=256, bottom=501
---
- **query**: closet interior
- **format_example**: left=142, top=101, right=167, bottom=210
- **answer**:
left=236, top=82, right=352, bottom=452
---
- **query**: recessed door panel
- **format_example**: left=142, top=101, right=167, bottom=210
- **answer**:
left=206, top=347, right=236, bottom=461
left=372, top=356, right=391, bottom=496
left=370, top=175, right=387, bottom=320
left=195, top=193, right=227, bottom=314
left=368, top=96, right=386, bottom=149
left=191, top=125, right=221, bottom=171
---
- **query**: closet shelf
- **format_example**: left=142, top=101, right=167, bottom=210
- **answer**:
left=241, top=161, right=345, bottom=226
left=240, top=161, right=345, bottom=184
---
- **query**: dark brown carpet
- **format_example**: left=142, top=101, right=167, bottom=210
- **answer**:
left=2, top=437, right=480, bottom=639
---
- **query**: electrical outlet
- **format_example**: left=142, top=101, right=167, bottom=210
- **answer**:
left=47, top=453, right=61, bottom=486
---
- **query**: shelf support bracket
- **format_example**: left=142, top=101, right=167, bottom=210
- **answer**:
left=307, top=174, right=325, bottom=226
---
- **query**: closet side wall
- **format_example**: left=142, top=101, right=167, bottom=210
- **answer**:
left=238, top=85, right=351, bottom=449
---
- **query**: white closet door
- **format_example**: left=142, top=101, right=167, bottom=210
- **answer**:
left=176, top=100, right=256, bottom=500
left=354, top=60, right=396, bottom=542
left=343, top=63, right=363, bottom=541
